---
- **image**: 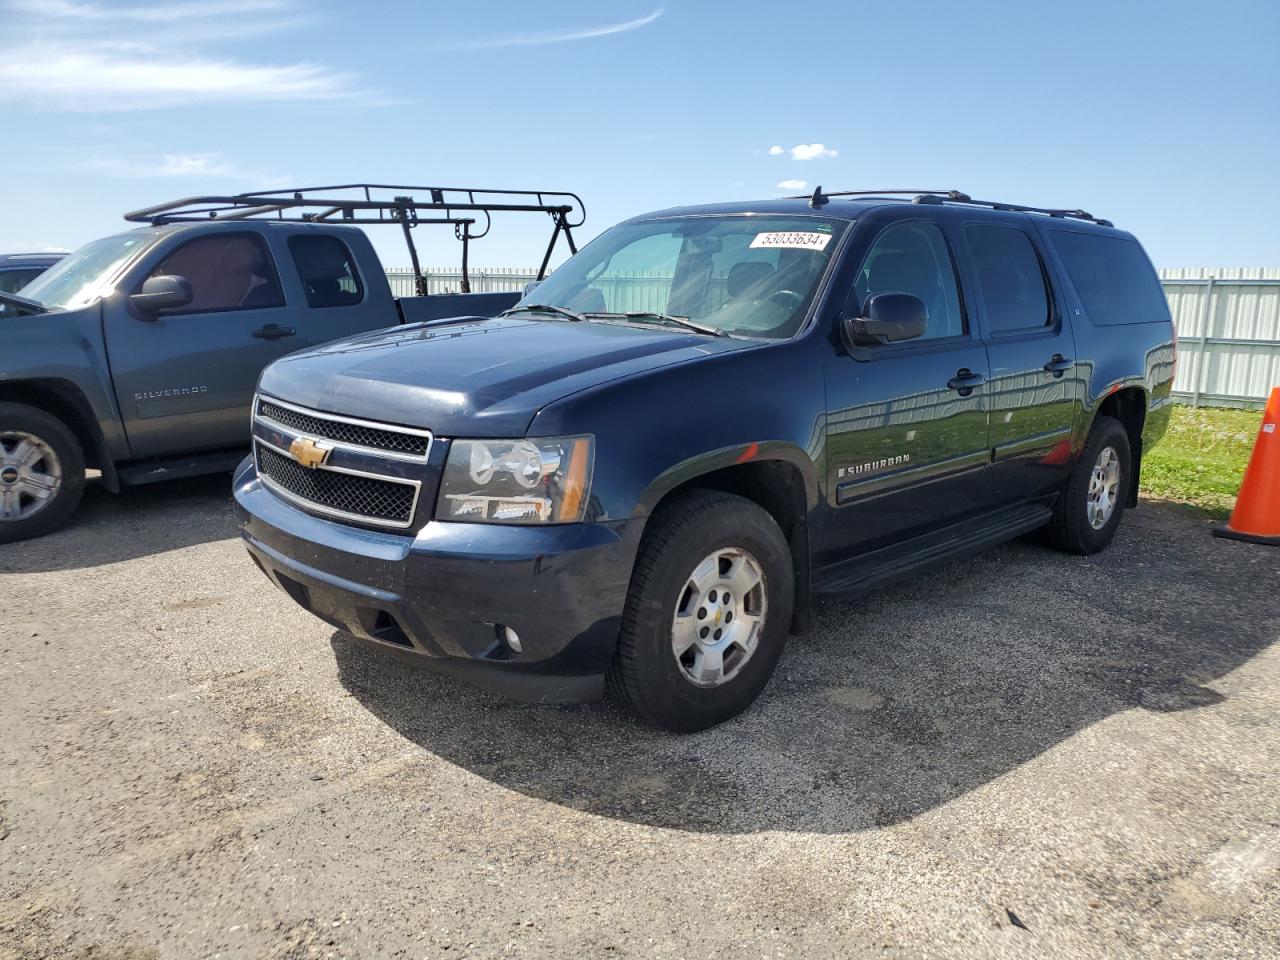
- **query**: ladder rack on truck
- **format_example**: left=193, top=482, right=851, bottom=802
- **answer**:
left=125, top=183, right=587, bottom=295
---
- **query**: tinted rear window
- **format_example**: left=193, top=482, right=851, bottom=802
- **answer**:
left=1047, top=231, right=1169, bottom=326
left=289, top=235, right=364, bottom=308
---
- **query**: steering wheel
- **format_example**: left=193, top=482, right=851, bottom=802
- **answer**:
left=767, top=289, right=803, bottom=309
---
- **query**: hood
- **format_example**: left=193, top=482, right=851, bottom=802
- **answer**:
left=257, top=315, right=751, bottom=437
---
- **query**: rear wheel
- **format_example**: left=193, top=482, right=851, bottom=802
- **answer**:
left=1044, top=415, right=1131, bottom=555
left=608, top=490, right=794, bottom=732
left=0, top=402, right=85, bottom=544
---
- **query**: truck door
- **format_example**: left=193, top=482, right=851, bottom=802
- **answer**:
left=103, top=232, right=302, bottom=459
left=819, top=218, right=993, bottom=565
left=960, top=220, right=1080, bottom=502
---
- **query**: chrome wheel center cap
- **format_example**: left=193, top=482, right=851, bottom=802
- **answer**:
left=670, top=547, right=768, bottom=689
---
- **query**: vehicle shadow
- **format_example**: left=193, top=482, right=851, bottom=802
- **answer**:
left=0, top=473, right=237, bottom=573
left=331, top=505, right=1280, bottom=834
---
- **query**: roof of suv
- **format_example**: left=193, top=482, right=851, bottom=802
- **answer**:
left=634, top=190, right=1123, bottom=235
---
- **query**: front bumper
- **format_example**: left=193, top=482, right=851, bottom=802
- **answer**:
left=233, top=456, right=639, bottom=703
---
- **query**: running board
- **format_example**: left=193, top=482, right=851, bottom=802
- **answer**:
left=813, top=503, right=1053, bottom=599
left=116, top=448, right=248, bottom=486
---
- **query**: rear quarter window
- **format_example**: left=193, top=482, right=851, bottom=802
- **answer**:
left=1048, top=231, right=1170, bottom=326
left=288, top=235, right=364, bottom=308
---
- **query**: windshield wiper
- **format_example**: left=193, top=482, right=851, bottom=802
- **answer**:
left=588, top=311, right=726, bottom=337
left=499, top=303, right=585, bottom=322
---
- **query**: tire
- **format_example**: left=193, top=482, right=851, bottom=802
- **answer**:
left=1044, top=415, right=1131, bottom=555
left=0, top=402, right=86, bottom=544
left=608, top=490, right=794, bottom=732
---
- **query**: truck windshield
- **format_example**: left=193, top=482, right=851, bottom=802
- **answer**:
left=19, top=232, right=154, bottom=311
left=516, top=214, right=849, bottom=338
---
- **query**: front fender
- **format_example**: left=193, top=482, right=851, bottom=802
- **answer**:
left=529, top=336, right=826, bottom=523
left=0, top=303, right=129, bottom=471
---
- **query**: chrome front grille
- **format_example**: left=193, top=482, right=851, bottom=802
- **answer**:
left=251, top=395, right=432, bottom=530
left=256, top=444, right=417, bottom=525
left=256, top=396, right=430, bottom=458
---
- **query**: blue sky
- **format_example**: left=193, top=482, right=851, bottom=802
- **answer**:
left=1, top=0, right=1277, bottom=270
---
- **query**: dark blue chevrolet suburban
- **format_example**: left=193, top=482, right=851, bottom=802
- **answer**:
left=234, top=189, right=1176, bottom=731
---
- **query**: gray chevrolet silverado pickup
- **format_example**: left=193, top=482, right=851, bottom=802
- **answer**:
left=0, top=183, right=583, bottom=542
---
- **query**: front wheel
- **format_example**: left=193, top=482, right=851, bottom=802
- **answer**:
left=1044, top=415, right=1132, bottom=555
left=608, top=490, right=794, bottom=732
left=0, top=402, right=86, bottom=544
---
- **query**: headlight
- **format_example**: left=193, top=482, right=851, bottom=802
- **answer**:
left=438, top=435, right=594, bottom=523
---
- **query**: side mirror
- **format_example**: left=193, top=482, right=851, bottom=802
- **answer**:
left=841, top=292, right=928, bottom=349
left=130, top=274, right=193, bottom=318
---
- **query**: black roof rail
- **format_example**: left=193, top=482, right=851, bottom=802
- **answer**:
left=911, top=192, right=1113, bottom=227
left=795, top=186, right=968, bottom=208
left=790, top=186, right=1112, bottom=226
left=123, top=183, right=587, bottom=293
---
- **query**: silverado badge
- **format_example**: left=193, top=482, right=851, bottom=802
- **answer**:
left=288, top=436, right=332, bottom=469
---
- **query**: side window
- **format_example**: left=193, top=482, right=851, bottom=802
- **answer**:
left=147, top=234, right=284, bottom=313
left=288, top=235, right=365, bottom=308
left=0, top=268, right=46, bottom=294
left=965, top=225, right=1051, bottom=334
left=850, top=221, right=965, bottom=340
left=1047, top=231, right=1169, bottom=326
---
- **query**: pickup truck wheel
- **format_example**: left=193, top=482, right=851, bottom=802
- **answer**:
left=1044, top=415, right=1131, bottom=555
left=0, top=402, right=85, bottom=544
left=608, top=490, right=793, bottom=732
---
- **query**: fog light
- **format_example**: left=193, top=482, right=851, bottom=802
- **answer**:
left=501, top=625, right=522, bottom=653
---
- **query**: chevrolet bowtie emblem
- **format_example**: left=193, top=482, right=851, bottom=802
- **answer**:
left=288, top=436, right=332, bottom=469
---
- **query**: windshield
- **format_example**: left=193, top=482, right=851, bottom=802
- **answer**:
left=19, top=232, right=154, bottom=310
left=518, top=214, right=849, bottom=338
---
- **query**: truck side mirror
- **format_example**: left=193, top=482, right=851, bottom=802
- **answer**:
left=841, top=292, right=928, bottom=349
left=130, top=274, right=193, bottom=319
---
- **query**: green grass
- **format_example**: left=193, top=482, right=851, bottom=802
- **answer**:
left=1141, top=404, right=1264, bottom=519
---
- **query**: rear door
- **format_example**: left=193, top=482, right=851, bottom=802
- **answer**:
left=960, top=218, right=1081, bottom=502
left=281, top=232, right=390, bottom=340
left=819, top=215, right=993, bottom=564
left=104, top=231, right=302, bottom=458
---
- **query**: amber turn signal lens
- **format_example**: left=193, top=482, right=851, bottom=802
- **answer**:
left=557, top=438, right=592, bottom=521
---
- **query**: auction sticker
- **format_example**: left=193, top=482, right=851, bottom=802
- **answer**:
left=750, top=231, right=832, bottom=251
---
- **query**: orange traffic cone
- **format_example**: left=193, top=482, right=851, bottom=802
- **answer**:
left=1214, top=386, right=1280, bottom=545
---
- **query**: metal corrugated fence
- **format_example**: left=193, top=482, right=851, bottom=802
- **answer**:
left=1158, top=268, right=1280, bottom=408
left=386, top=266, right=1280, bottom=409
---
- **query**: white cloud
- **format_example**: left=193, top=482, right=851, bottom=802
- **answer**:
left=79, top=152, right=230, bottom=177
left=0, top=47, right=356, bottom=110
left=0, top=0, right=364, bottom=110
left=11, top=0, right=291, bottom=21
left=447, top=6, right=663, bottom=50
left=777, top=179, right=807, bottom=191
left=157, top=153, right=234, bottom=176
left=792, top=142, right=838, bottom=160
left=768, top=142, right=839, bottom=161
left=78, top=152, right=292, bottom=187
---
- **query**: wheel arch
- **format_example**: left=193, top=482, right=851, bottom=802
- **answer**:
left=637, top=446, right=816, bottom=636
left=1091, top=385, right=1146, bottom=507
left=0, top=378, right=119, bottom=491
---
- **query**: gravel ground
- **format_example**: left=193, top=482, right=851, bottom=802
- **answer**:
left=1, top=476, right=1278, bottom=960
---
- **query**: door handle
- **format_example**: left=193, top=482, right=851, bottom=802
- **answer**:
left=947, top=368, right=986, bottom=393
left=1044, top=354, right=1074, bottom=375
left=253, top=324, right=296, bottom=340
